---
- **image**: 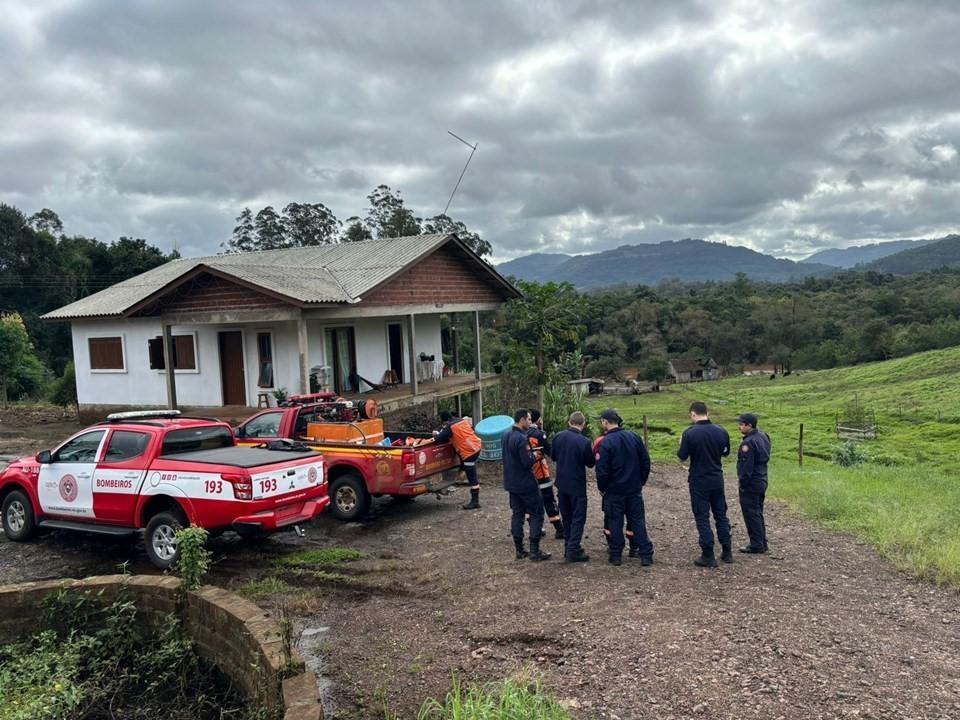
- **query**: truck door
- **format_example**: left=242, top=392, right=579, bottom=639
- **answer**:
left=93, top=429, right=152, bottom=525
left=37, top=429, right=106, bottom=520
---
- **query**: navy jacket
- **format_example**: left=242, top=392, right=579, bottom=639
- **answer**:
left=502, top=426, right=537, bottom=494
left=595, top=426, right=650, bottom=495
left=551, top=427, right=595, bottom=497
left=737, top=429, right=771, bottom=492
left=678, top=420, right=730, bottom=490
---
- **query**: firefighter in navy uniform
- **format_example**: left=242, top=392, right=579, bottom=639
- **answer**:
left=528, top=410, right=564, bottom=539
left=551, top=411, right=595, bottom=562
left=502, top=409, right=550, bottom=561
left=434, top=410, right=483, bottom=509
left=735, top=413, right=771, bottom=553
left=678, top=401, right=734, bottom=567
left=595, top=409, right=654, bottom=566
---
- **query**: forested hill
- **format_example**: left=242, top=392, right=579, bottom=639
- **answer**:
left=497, top=239, right=835, bottom=287
left=863, top=234, right=960, bottom=274
left=803, top=238, right=936, bottom=268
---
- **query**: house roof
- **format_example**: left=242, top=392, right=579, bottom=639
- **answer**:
left=44, top=234, right=520, bottom=320
left=669, top=357, right=716, bottom=373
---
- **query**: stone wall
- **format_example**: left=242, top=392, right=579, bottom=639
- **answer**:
left=0, top=575, right=321, bottom=720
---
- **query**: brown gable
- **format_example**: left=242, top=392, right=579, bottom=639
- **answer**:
left=359, top=242, right=510, bottom=306
left=132, top=272, right=294, bottom=316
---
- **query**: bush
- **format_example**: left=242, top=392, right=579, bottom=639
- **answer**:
left=584, top=357, right=622, bottom=379
left=832, top=440, right=869, bottom=467
left=175, top=526, right=211, bottom=591
left=48, top=361, right=77, bottom=407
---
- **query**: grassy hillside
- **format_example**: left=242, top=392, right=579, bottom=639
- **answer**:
left=586, top=346, right=960, bottom=584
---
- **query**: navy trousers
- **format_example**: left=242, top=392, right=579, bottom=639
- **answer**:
left=603, top=493, right=654, bottom=560
left=689, top=485, right=731, bottom=550
left=540, top=485, right=561, bottom=522
left=461, top=451, right=480, bottom=488
left=557, top=492, right=587, bottom=558
left=509, top=491, right=544, bottom=541
left=738, top=488, right=768, bottom=550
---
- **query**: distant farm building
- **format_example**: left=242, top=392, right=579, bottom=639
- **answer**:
left=742, top=364, right=777, bottom=376
left=668, top=357, right=720, bottom=382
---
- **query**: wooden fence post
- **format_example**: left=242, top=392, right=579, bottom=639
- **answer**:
left=643, top=415, right=649, bottom=448
left=798, top=423, right=804, bottom=467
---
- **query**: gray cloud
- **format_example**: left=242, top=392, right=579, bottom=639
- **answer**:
left=1, top=0, right=959, bottom=261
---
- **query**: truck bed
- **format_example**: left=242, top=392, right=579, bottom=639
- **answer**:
left=161, top=447, right=319, bottom=468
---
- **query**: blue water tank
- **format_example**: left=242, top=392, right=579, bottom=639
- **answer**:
left=474, top=415, right=514, bottom=461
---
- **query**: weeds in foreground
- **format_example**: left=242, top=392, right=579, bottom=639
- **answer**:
left=413, top=676, right=571, bottom=720
left=274, top=547, right=366, bottom=569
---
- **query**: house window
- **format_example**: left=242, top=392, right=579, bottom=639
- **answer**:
left=88, top=337, right=125, bottom=371
left=148, top=335, right=197, bottom=371
left=257, top=332, right=274, bottom=388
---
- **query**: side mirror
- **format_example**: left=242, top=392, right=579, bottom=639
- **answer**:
left=36, top=450, right=52, bottom=464
left=235, top=425, right=246, bottom=438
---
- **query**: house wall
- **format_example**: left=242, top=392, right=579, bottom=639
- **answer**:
left=72, top=313, right=445, bottom=408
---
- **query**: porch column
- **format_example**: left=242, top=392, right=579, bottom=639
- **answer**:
left=452, top=313, right=462, bottom=415
left=297, top=314, right=309, bottom=395
left=408, top=313, right=418, bottom=396
left=471, top=310, right=482, bottom=421
left=162, top=322, right=178, bottom=410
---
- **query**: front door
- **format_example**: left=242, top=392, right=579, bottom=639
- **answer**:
left=387, top=323, right=404, bottom=383
left=218, top=331, right=246, bottom=405
left=38, top=429, right=106, bottom=520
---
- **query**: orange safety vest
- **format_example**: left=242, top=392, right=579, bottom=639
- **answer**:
left=528, top=434, right=551, bottom=481
left=450, top=420, right=482, bottom=459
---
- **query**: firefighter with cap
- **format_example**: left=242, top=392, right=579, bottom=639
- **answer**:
left=528, top=410, right=564, bottom=540
left=503, top=409, right=550, bottom=561
left=678, top=401, right=733, bottom=567
left=434, top=410, right=483, bottom=509
left=736, top=412, right=771, bottom=553
left=594, top=408, right=654, bottom=566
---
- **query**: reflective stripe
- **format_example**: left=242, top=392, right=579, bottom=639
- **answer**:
left=463, top=462, right=476, bottom=467
left=537, top=480, right=554, bottom=489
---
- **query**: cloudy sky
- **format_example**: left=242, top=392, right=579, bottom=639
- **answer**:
left=2, top=1, right=959, bottom=262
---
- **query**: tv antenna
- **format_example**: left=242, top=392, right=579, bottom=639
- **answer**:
left=443, top=130, right=478, bottom=216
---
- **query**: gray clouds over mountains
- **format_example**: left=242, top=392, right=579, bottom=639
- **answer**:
left=2, top=1, right=959, bottom=261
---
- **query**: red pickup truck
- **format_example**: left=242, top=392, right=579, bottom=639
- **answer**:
left=235, top=402, right=460, bottom=521
left=0, top=411, right=328, bottom=568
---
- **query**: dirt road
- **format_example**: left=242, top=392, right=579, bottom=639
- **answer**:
left=2, top=427, right=959, bottom=718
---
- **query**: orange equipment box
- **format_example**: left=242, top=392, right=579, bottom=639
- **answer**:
left=306, top=418, right=384, bottom=445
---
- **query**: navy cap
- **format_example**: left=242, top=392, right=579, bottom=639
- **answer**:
left=736, top=413, right=759, bottom=427
left=600, top=408, right=622, bottom=425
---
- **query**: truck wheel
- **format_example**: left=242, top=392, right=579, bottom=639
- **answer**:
left=329, top=473, right=370, bottom=521
left=145, top=509, right=187, bottom=569
left=2, top=490, right=36, bottom=541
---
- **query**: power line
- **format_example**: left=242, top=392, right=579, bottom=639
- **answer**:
left=443, top=130, right=478, bottom=217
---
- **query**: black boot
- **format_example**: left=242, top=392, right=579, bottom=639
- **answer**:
left=721, top=544, right=734, bottom=564
left=740, top=544, right=767, bottom=554
left=462, top=489, right=481, bottom=510
left=565, top=549, right=590, bottom=563
left=628, top=545, right=639, bottom=558
left=529, top=538, right=551, bottom=562
left=694, top=547, right=718, bottom=568
left=551, top=519, right=565, bottom=539
left=514, top=537, right=529, bottom=560
left=608, top=555, right=622, bottom=566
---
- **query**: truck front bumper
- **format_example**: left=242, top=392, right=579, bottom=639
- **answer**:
left=232, top=495, right=331, bottom=533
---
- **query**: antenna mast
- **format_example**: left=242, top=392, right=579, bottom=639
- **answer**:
left=443, top=130, right=478, bottom=216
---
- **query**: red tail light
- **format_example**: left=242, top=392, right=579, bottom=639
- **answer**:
left=401, top=451, right=416, bottom=477
left=222, top=473, right=252, bottom=500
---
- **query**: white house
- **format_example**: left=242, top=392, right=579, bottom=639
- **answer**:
left=44, top=234, right=521, bottom=420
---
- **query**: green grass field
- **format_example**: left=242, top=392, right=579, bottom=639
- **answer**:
left=585, top=346, right=960, bottom=584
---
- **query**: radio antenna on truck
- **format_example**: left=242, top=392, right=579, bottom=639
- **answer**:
left=443, top=130, right=478, bottom=216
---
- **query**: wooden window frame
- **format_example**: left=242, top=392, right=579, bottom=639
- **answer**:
left=256, top=331, right=275, bottom=389
left=148, top=332, right=200, bottom=374
left=88, top=335, right=126, bottom=373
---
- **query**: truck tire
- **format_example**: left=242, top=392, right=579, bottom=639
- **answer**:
left=1, top=490, right=36, bottom=541
left=145, top=508, right=188, bottom=569
left=329, top=472, right=370, bottom=521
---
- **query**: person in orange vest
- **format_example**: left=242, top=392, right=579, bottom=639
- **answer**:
left=434, top=410, right=483, bottom=509
left=528, top=410, right=564, bottom=539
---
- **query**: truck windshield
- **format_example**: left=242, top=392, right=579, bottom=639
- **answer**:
left=161, top=426, right=234, bottom=455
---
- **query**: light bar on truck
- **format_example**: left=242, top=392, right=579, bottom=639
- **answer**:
left=106, top=410, right=182, bottom=421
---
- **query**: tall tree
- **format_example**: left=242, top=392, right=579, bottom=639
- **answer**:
left=28, top=208, right=64, bottom=236
left=342, top=216, right=373, bottom=242
left=506, top=280, right=585, bottom=409
left=364, top=185, right=421, bottom=239
left=422, top=213, right=492, bottom=257
left=282, top=202, right=341, bottom=246
left=254, top=206, right=286, bottom=250
left=223, top=207, right=256, bottom=253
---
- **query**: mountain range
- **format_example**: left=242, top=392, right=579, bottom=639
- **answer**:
left=496, top=235, right=960, bottom=288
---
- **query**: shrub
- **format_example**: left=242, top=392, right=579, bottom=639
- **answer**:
left=832, top=440, right=869, bottom=467
left=48, top=361, right=78, bottom=407
left=175, top=525, right=211, bottom=591
left=584, top=356, right=622, bottom=379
